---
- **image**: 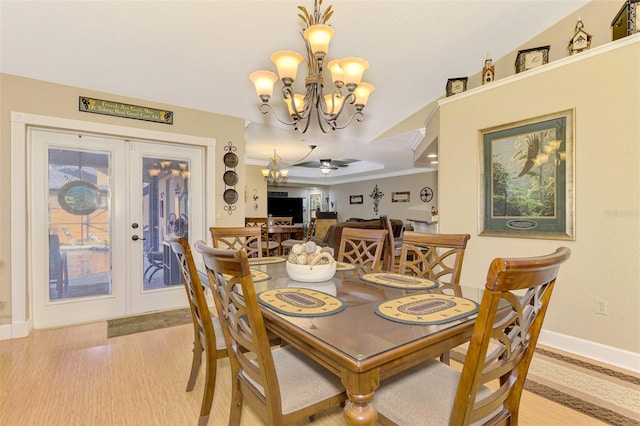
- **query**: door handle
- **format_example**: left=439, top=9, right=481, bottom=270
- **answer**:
left=131, top=235, right=146, bottom=241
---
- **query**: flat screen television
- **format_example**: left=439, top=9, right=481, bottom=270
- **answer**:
left=267, top=197, right=304, bottom=224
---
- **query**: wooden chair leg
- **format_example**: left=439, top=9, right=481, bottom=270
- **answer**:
left=186, top=337, right=203, bottom=391
left=198, top=350, right=217, bottom=425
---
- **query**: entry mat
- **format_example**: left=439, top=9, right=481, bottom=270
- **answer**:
left=374, top=293, right=479, bottom=325
left=258, top=288, right=346, bottom=317
left=361, top=272, right=439, bottom=290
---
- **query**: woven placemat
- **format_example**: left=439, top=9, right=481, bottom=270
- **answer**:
left=248, top=256, right=286, bottom=265
left=258, top=288, right=346, bottom=317
left=336, top=262, right=356, bottom=272
left=374, top=293, right=479, bottom=325
left=361, top=273, right=439, bottom=290
left=222, top=269, right=270, bottom=283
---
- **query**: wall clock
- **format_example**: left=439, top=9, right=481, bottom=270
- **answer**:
left=420, top=187, right=433, bottom=203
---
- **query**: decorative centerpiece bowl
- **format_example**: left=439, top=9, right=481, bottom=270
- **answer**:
left=286, top=241, right=337, bottom=283
left=286, top=260, right=337, bottom=283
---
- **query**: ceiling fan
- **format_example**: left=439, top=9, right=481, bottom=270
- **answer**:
left=293, top=158, right=359, bottom=170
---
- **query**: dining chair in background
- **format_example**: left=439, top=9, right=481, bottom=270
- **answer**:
left=272, top=216, right=293, bottom=225
left=280, top=217, right=316, bottom=255
left=380, top=215, right=402, bottom=272
left=398, top=232, right=471, bottom=295
left=196, top=243, right=347, bottom=425
left=209, top=226, right=262, bottom=258
left=166, top=236, right=228, bottom=426
left=337, top=227, right=388, bottom=278
left=245, top=217, right=279, bottom=256
left=372, top=247, right=571, bottom=426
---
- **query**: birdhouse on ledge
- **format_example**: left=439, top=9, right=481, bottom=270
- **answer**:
left=568, top=18, right=592, bottom=55
left=482, top=55, right=495, bottom=85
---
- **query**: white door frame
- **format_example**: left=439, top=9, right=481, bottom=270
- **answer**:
left=9, top=112, right=216, bottom=338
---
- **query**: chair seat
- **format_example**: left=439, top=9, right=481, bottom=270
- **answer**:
left=373, top=359, right=498, bottom=426
left=242, top=345, right=345, bottom=415
left=280, top=239, right=304, bottom=248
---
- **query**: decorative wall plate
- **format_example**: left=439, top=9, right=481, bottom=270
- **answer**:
left=223, top=188, right=238, bottom=204
left=223, top=152, right=238, bottom=167
left=223, top=170, right=238, bottom=186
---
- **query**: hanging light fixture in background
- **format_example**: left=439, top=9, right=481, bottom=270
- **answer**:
left=261, top=149, right=289, bottom=184
left=249, top=0, right=374, bottom=133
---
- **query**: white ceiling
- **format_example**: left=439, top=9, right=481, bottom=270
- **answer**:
left=0, top=0, right=589, bottom=184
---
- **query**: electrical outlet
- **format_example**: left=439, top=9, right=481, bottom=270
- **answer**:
left=595, top=298, right=608, bottom=315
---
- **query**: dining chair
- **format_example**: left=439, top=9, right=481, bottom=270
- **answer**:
left=337, top=227, right=388, bottom=278
left=398, top=231, right=471, bottom=295
left=272, top=216, right=293, bottom=225
left=380, top=215, right=402, bottom=272
left=166, top=236, right=228, bottom=426
left=209, top=226, right=262, bottom=258
left=195, top=242, right=347, bottom=425
left=245, top=217, right=279, bottom=256
left=280, top=217, right=316, bottom=255
left=372, top=247, right=571, bottom=426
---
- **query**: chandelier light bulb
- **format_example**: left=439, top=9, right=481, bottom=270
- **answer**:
left=354, top=82, right=375, bottom=110
left=327, top=59, right=344, bottom=87
left=303, top=24, right=334, bottom=59
left=271, top=51, right=304, bottom=85
left=324, top=93, right=344, bottom=115
left=339, top=57, right=369, bottom=89
left=285, top=94, right=306, bottom=116
left=249, top=70, right=278, bottom=102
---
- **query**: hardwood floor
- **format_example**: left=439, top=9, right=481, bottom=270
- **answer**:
left=0, top=322, right=606, bottom=426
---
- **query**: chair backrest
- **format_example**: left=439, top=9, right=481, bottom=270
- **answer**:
left=380, top=215, right=397, bottom=272
left=272, top=216, right=293, bottom=225
left=166, top=236, right=218, bottom=359
left=451, top=247, right=571, bottom=425
left=398, top=232, right=471, bottom=289
left=337, top=227, right=388, bottom=277
left=314, top=218, right=337, bottom=239
left=195, top=242, right=285, bottom=422
left=209, top=226, right=262, bottom=258
left=305, top=217, right=317, bottom=241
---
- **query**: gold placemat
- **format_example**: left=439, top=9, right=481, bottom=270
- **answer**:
left=336, top=261, right=356, bottom=272
left=247, top=256, right=286, bottom=265
left=258, top=288, right=346, bottom=317
left=361, top=273, right=438, bottom=290
left=223, top=269, right=270, bottom=283
left=374, top=293, right=479, bottom=325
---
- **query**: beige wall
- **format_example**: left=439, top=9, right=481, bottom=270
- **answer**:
left=329, top=172, right=438, bottom=223
left=438, top=39, right=640, bottom=354
left=0, top=74, right=247, bottom=326
left=244, top=165, right=268, bottom=218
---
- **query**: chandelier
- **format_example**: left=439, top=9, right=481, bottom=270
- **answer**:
left=249, top=0, right=374, bottom=133
left=261, top=149, right=289, bottom=184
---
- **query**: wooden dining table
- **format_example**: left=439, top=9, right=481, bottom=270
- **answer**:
left=267, top=224, right=303, bottom=255
left=248, top=258, right=484, bottom=425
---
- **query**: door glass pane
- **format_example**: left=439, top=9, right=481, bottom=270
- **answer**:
left=143, top=158, right=189, bottom=290
left=48, top=148, right=111, bottom=300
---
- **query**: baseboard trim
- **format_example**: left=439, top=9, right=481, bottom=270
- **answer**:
left=0, top=319, right=31, bottom=340
left=539, top=330, right=640, bottom=373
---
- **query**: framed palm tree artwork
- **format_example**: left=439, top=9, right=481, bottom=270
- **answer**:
left=479, top=109, right=575, bottom=240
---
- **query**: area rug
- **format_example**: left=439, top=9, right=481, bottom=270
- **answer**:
left=107, top=308, right=192, bottom=338
left=108, top=309, right=639, bottom=425
left=451, top=347, right=640, bottom=426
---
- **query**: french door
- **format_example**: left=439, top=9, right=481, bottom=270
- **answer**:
left=29, top=129, right=204, bottom=328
